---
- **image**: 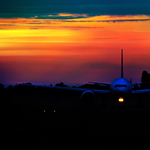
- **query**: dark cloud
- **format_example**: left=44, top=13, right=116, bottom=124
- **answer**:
left=0, top=24, right=16, bottom=26
left=36, top=14, right=87, bottom=19
left=1, top=0, right=150, bottom=18
left=30, top=28, right=38, bottom=29
left=65, top=19, right=150, bottom=23
left=60, top=26, right=104, bottom=29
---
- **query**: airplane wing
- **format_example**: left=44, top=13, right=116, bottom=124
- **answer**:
left=132, top=89, right=150, bottom=94
left=132, top=82, right=150, bottom=94
left=131, top=82, right=150, bottom=95
left=18, top=83, right=110, bottom=94
left=132, top=82, right=150, bottom=86
left=132, top=82, right=150, bottom=85
left=89, top=82, right=110, bottom=86
left=16, top=83, right=110, bottom=107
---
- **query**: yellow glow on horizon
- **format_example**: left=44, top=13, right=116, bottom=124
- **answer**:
left=0, top=49, right=77, bottom=56
left=0, top=15, right=150, bottom=57
left=0, top=29, right=72, bottom=37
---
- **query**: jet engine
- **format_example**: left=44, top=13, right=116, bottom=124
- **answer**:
left=81, top=90, right=95, bottom=105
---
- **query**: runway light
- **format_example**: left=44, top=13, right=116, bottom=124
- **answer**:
left=44, top=110, right=46, bottom=112
left=54, top=110, right=56, bottom=112
left=118, top=97, right=124, bottom=102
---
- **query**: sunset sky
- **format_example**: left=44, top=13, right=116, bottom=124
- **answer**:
left=0, top=0, right=150, bottom=86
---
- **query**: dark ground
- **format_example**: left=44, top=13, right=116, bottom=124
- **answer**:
left=1, top=104, right=150, bottom=150
left=0, top=85, right=150, bottom=150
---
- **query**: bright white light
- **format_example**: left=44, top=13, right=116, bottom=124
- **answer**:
left=118, top=97, right=124, bottom=102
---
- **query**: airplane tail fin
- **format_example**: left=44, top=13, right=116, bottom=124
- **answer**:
left=121, top=49, right=123, bottom=78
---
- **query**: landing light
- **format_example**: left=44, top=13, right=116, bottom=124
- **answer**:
left=118, top=97, right=124, bottom=102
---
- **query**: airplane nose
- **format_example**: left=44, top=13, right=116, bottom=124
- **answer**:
left=116, top=87, right=126, bottom=92
left=119, top=87, right=126, bottom=92
left=111, top=87, right=129, bottom=95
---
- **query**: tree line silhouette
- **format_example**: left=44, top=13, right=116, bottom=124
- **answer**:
left=0, top=70, right=150, bottom=94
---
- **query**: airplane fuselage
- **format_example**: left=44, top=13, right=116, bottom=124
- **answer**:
left=110, top=77, right=132, bottom=99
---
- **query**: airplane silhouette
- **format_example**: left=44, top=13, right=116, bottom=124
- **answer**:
left=19, top=49, right=150, bottom=107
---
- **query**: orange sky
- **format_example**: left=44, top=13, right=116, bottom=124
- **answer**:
left=0, top=14, right=150, bottom=85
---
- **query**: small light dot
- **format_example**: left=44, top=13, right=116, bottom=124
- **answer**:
left=54, top=110, right=56, bottom=112
left=44, top=110, right=46, bottom=112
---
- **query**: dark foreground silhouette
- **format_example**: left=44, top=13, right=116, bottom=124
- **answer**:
left=1, top=70, right=150, bottom=150
left=1, top=102, right=150, bottom=150
left=0, top=88, right=150, bottom=149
